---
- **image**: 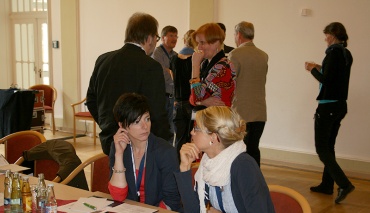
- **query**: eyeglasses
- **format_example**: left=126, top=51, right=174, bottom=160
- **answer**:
left=156, top=35, right=161, bottom=42
left=193, top=125, right=212, bottom=134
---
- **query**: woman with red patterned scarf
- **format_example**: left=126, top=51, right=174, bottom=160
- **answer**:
left=189, top=23, right=236, bottom=107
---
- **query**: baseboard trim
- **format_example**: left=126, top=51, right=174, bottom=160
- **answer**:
left=260, top=147, right=370, bottom=181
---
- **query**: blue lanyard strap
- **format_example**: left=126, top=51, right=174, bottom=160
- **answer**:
left=160, top=45, right=171, bottom=60
left=136, top=153, right=146, bottom=192
left=204, top=184, right=225, bottom=213
left=215, top=186, right=226, bottom=213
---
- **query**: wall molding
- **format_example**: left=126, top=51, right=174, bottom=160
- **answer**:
left=261, top=147, right=370, bottom=181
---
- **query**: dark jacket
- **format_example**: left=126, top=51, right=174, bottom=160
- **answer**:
left=171, top=55, right=192, bottom=102
left=23, top=139, right=89, bottom=190
left=86, top=43, right=171, bottom=155
left=175, top=153, right=275, bottom=213
left=109, top=133, right=182, bottom=212
left=311, top=43, right=352, bottom=100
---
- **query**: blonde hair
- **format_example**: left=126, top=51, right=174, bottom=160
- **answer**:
left=195, top=106, right=246, bottom=148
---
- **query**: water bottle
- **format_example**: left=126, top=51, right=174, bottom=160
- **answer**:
left=10, top=172, right=22, bottom=212
left=3, top=170, right=12, bottom=212
left=37, top=173, right=47, bottom=190
left=36, top=173, right=47, bottom=212
left=22, top=176, right=32, bottom=212
left=45, top=184, right=57, bottom=213
left=36, top=187, right=47, bottom=213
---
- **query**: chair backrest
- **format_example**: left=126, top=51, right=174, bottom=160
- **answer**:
left=71, top=97, right=89, bottom=114
left=22, top=139, right=88, bottom=189
left=0, top=130, right=46, bottom=163
left=60, top=152, right=109, bottom=193
left=268, top=185, right=312, bottom=213
left=91, top=153, right=110, bottom=193
left=29, top=84, right=57, bottom=108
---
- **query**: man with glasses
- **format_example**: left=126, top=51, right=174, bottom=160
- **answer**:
left=86, top=12, right=171, bottom=155
left=152, top=25, right=179, bottom=145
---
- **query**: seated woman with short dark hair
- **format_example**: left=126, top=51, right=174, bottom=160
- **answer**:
left=108, top=93, right=182, bottom=211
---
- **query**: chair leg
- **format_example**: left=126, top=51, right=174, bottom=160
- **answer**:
left=93, top=121, right=96, bottom=145
left=73, top=117, right=77, bottom=143
left=52, top=111, right=56, bottom=135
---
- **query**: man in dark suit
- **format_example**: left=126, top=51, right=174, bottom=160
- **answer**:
left=86, top=12, right=171, bottom=155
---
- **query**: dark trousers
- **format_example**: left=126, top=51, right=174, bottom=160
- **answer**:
left=243, top=121, right=266, bottom=167
left=174, top=101, right=193, bottom=160
left=314, top=101, right=351, bottom=189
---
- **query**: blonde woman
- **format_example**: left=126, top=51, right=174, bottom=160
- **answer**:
left=175, top=106, right=274, bottom=213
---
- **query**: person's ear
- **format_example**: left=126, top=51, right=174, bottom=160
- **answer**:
left=118, top=122, right=123, bottom=128
left=211, top=133, right=220, bottom=143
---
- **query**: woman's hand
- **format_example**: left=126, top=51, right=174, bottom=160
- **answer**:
left=208, top=207, right=222, bottom=213
left=305, top=61, right=320, bottom=72
left=192, top=50, right=205, bottom=66
left=113, top=127, right=130, bottom=155
left=179, top=143, right=200, bottom=172
left=201, top=97, right=225, bottom=107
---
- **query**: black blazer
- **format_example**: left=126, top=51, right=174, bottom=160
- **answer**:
left=311, top=44, right=352, bottom=101
left=86, top=43, right=171, bottom=155
left=109, top=133, right=182, bottom=211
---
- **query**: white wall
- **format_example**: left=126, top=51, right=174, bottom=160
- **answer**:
left=50, top=0, right=63, bottom=120
left=216, top=0, right=370, bottom=162
left=0, top=0, right=11, bottom=88
left=79, top=0, right=190, bottom=100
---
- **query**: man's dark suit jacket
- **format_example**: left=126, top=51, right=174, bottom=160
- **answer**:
left=86, top=43, right=171, bottom=155
left=224, top=44, right=235, bottom=53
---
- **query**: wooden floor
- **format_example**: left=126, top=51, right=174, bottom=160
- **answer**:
left=2, top=128, right=370, bottom=213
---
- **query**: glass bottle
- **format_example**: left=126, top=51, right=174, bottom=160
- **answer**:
left=45, top=184, right=57, bottom=213
left=3, top=170, right=12, bottom=212
left=36, top=187, right=47, bottom=213
left=10, top=172, right=22, bottom=212
left=37, top=173, right=47, bottom=190
left=36, top=173, right=47, bottom=212
left=22, top=176, right=32, bottom=212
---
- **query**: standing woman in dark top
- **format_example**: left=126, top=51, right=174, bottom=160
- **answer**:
left=304, top=22, right=354, bottom=204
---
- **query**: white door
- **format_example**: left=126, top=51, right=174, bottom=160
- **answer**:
left=10, top=0, right=49, bottom=88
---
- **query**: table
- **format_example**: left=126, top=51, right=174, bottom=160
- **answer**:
left=0, top=175, right=176, bottom=212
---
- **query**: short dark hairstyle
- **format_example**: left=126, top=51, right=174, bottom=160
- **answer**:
left=113, top=93, right=150, bottom=128
left=323, top=22, right=349, bottom=47
left=161, top=25, right=178, bottom=37
left=124, top=12, right=159, bottom=44
left=217, top=23, right=226, bottom=33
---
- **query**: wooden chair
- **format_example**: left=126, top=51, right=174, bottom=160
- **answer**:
left=268, top=184, right=312, bottom=213
left=0, top=130, right=46, bottom=163
left=0, top=130, right=59, bottom=181
left=60, top=152, right=109, bottom=193
left=71, top=98, right=96, bottom=145
left=29, top=84, right=57, bottom=134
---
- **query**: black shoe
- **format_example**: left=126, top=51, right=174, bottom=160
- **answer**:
left=335, top=183, right=355, bottom=204
left=310, top=185, right=333, bottom=195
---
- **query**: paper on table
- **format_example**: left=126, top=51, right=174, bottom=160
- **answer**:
left=104, top=203, right=158, bottom=213
left=0, top=154, right=9, bottom=166
left=0, top=164, right=30, bottom=173
left=57, top=197, right=113, bottom=213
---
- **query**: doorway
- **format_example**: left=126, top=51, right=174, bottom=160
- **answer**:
left=9, top=0, right=49, bottom=88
